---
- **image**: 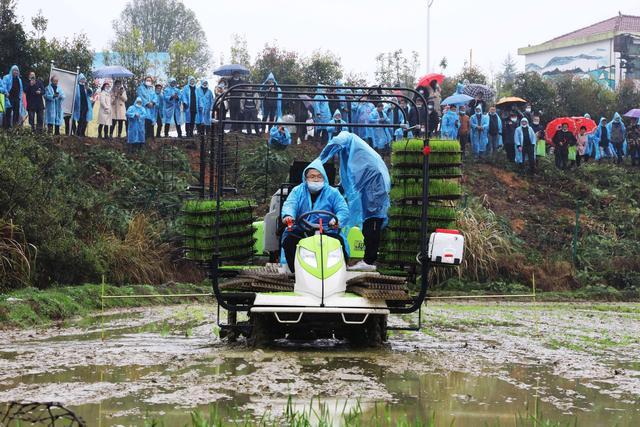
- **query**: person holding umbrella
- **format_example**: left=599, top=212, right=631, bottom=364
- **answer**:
left=110, top=80, right=128, bottom=139
left=552, top=122, right=575, bottom=170
left=97, top=82, right=112, bottom=140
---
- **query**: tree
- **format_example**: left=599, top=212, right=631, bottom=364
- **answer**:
left=113, top=0, right=209, bottom=74
left=555, top=75, right=615, bottom=119
left=301, top=50, right=343, bottom=85
left=0, top=0, right=34, bottom=74
left=496, top=53, right=518, bottom=97
left=374, top=49, right=420, bottom=88
left=343, top=71, right=369, bottom=87
left=454, top=65, right=488, bottom=86
left=31, top=9, right=47, bottom=39
left=616, top=79, right=640, bottom=115
left=229, top=33, right=251, bottom=67
left=439, top=57, right=448, bottom=71
left=168, top=39, right=201, bottom=85
left=251, top=43, right=303, bottom=85
left=512, top=72, right=558, bottom=119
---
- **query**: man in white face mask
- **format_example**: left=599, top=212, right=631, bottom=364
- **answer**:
left=280, top=160, right=350, bottom=273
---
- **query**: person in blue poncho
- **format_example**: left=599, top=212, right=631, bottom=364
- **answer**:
left=126, top=97, right=147, bottom=147
left=313, top=86, right=332, bottom=143
left=319, top=131, right=390, bottom=271
left=593, top=118, right=610, bottom=161
left=163, top=78, right=183, bottom=138
left=2, top=65, right=23, bottom=129
left=440, top=105, right=460, bottom=139
left=607, top=112, right=627, bottom=164
left=385, top=101, right=406, bottom=142
left=470, top=105, right=489, bottom=159
left=327, top=109, right=347, bottom=141
left=281, top=159, right=350, bottom=273
left=514, top=118, right=537, bottom=173
left=72, top=73, right=93, bottom=137
left=44, top=75, right=65, bottom=135
left=182, top=76, right=197, bottom=137
left=582, top=113, right=600, bottom=161
left=335, top=80, right=351, bottom=124
left=196, top=79, right=214, bottom=135
left=368, top=102, right=391, bottom=151
left=487, top=106, right=503, bottom=156
left=352, top=95, right=374, bottom=142
left=0, top=78, right=7, bottom=126
left=153, top=83, right=164, bottom=138
left=269, top=123, right=291, bottom=149
left=137, top=76, right=157, bottom=141
left=261, top=72, right=282, bottom=133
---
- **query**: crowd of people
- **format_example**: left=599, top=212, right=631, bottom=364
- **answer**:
left=1, top=64, right=638, bottom=168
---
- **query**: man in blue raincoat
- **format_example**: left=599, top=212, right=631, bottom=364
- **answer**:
left=196, top=79, right=213, bottom=135
left=281, top=159, right=350, bottom=273
left=385, top=102, right=406, bottom=142
left=514, top=118, right=537, bottom=173
left=327, top=109, right=347, bottom=141
left=319, top=131, right=390, bottom=271
left=440, top=105, right=460, bottom=139
left=137, top=76, right=157, bottom=141
left=181, top=76, right=197, bottom=137
left=593, top=118, right=610, bottom=160
left=607, top=112, right=627, bottom=164
left=44, top=74, right=65, bottom=135
left=73, top=73, right=93, bottom=137
left=261, top=72, right=282, bottom=133
left=314, top=86, right=332, bottom=143
left=269, top=123, right=291, bottom=148
left=335, top=80, right=351, bottom=124
left=163, top=78, right=183, bottom=138
left=126, top=97, right=147, bottom=146
left=470, top=105, right=489, bottom=159
left=2, top=65, right=23, bottom=128
left=368, top=102, right=391, bottom=151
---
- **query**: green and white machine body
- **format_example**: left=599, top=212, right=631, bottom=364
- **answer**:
left=251, top=233, right=389, bottom=322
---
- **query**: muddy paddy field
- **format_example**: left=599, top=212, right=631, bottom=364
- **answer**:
left=1, top=301, right=639, bottom=426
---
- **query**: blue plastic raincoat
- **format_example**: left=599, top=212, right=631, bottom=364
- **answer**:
left=162, top=79, right=183, bottom=124
left=44, top=83, right=65, bottom=125
left=440, top=109, right=460, bottom=139
left=593, top=118, right=611, bottom=158
left=281, top=158, right=350, bottom=246
left=196, top=81, right=214, bottom=126
left=181, top=77, right=197, bottom=124
left=261, top=72, right=282, bottom=119
left=313, top=86, right=332, bottom=131
left=2, top=65, right=23, bottom=110
left=136, top=83, right=157, bottom=121
left=126, top=98, right=147, bottom=143
left=368, top=108, right=391, bottom=149
left=470, top=106, right=489, bottom=155
left=269, top=124, right=292, bottom=147
left=72, top=74, right=93, bottom=121
left=319, top=131, right=391, bottom=228
left=384, top=105, right=406, bottom=141
left=514, top=119, right=537, bottom=164
left=352, top=99, right=373, bottom=140
left=327, top=109, right=347, bottom=141
left=606, top=112, right=628, bottom=156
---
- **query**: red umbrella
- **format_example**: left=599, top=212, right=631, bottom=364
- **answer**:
left=417, top=73, right=445, bottom=88
left=545, top=117, right=576, bottom=142
left=571, top=116, right=597, bottom=134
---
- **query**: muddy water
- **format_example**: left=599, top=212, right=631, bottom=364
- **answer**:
left=1, top=302, right=639, bottom=426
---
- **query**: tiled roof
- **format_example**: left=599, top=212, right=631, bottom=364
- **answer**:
left=546, top=14, right=640, bottom=44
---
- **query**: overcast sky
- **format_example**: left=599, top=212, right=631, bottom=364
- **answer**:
left=15, top=0, right=640, bottom=81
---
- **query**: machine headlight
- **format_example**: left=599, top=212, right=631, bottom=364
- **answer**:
left=326, top=248, right=343, bottom=268
left=299, top=247, right=317, bottom=268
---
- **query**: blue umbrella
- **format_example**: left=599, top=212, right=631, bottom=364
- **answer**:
left=441, top=93, right=473, bottom=106
left=213, top=64, right=251, bottom=77
left=92, top=65, right=134, bottom=79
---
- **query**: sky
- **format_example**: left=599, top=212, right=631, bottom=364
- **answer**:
left=15, top=0, right=640, bottom=81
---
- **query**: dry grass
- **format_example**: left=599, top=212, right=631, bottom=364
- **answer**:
left=103, top=213, right=175, bottom=285
left=0, top=220, right=37, bottom=291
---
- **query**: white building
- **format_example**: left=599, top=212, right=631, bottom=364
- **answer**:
left=518, top=14, right=640, bottom=89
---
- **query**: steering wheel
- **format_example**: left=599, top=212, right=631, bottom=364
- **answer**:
left=296, top=210, right=339, bottom=233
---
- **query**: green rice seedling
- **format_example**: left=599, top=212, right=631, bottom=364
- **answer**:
left=392, top=138, right=424, bottom=152
left=427, top=205, right=458, bottom=220
left=429, top=179, right=462, bottom=197
left=388, top=205, right=423, bottom=218
left=430, top=166, right=462, bottom=177
left=430, top=152, right=462, bottom=165
left=430, top=139, right=461, bottom=152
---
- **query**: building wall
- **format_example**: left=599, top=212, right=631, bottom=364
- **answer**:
left=524, top=39, right=617, bottom=89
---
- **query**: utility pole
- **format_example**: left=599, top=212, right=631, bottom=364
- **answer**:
left=427, top=0, right=434, bottom=73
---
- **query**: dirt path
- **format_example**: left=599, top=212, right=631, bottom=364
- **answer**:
left=0, top=302, right=639, bottom=425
